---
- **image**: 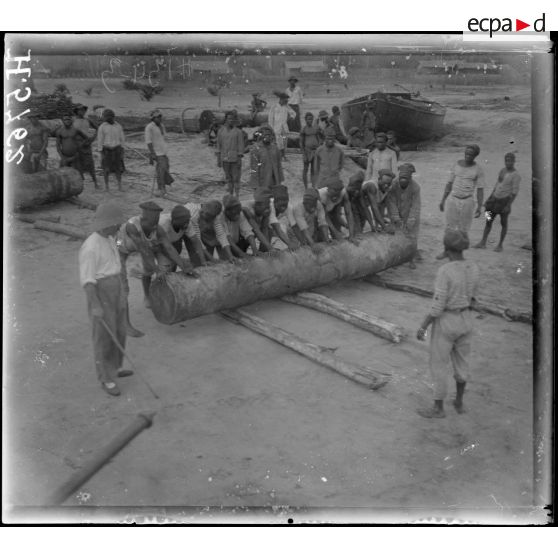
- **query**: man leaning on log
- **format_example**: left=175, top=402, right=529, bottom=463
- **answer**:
left=318, top=176, right=357, bottom=243
left=117, top=201, right=195, bottom=337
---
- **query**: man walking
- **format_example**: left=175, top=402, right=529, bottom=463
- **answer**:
left=416, top=230, right=480, bottom=418
left=145, top=109, right=174, bottom=196
left=79, top=202, right=132, bottom=396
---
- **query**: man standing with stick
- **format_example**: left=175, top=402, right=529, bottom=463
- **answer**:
left=79, top=202, right=133, bottom=397
left=145, top=109, right=174, bottom=196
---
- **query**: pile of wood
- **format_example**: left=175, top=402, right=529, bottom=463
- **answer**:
left=22, top=91, right=76, bottom=120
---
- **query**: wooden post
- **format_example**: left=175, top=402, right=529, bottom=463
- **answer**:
left=150, top=232, right=416, bottom=324
left=32, top=220, right=88, bottom=240
left=281, top=291, right=405, bottom=343
left=45, top=412, right=155, bottom=506
left=364, top=276, right=532, bottom=324
left=221, top=309, right=389, bottom=390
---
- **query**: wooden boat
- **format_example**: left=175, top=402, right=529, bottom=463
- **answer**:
left=341, top=89, right=446, bottom=143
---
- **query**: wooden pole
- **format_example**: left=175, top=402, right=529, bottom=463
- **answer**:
left=221, top=309, right=389, bottom=390
left=15, top=214, right=61, bottom=224
left=150, top=232, right=416, bottom=324
left=45, top=412, right=155, bottom=506
left=65, top=197, right=98, bottom=211
left=281, top=291, right=405, bottom=343
left=364, top=276, right=532, bottom=324
left=31, top=220, right=88, bottom=240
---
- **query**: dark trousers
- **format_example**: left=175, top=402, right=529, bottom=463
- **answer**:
left=288, top=104, right=301, bottom=132
left=89, top=275, right=126, bottom=383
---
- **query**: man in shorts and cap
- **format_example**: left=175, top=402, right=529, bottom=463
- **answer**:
left=56, top=113, right=89, bottom=173
left=79, top=202, right=132, bottom=396
left=474, top=152, right=521, bottom=252
left=386, top=164, right=422, bottom=267
left=145, top=109, right=174, bottom=196
left=285, top=76, right=303, bottom=132
left=288, top=187, right=330, bottom=253
left=318, top=175, right=357, bottom=242
left=219, top=194, right=260, bottom=257
left=97, top=108, right=125, bottom=190
left=417, top=229, right=480, bottom=418
left=268, top=92, right=296, bottom=160
left=364, top=132, right=398, bottom=182
left=117, top=201, right=193, bottom=336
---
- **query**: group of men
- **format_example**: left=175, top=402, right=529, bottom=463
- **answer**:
left=77, top=83, right=522, bottom=422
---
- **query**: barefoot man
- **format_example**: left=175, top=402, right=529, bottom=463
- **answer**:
left=416, top=230, right=480, bottom=419
left=56, top=114, right=88, bottom=171
left=117, top=201, right=193, bottom=337
left=474, top=152, right=521, bottom=252
left=79, top=202, right=132, bottom=397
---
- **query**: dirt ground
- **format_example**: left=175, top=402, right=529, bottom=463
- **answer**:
left=4, top=74, right=538, bottom=523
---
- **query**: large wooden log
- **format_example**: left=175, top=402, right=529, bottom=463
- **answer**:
left=65, top=196, right=98, bottom=211
left=281, top=291, right=405, bottom=343
left=365, top=276, right=532, bottom=324
left=221, top=309, right=389, bottom=390
left=11, top=168, right=84, bottom=210
left=150, top=232, right=416, bottom=324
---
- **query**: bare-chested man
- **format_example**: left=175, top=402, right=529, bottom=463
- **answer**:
left=56, top=114, right=88, bottom=171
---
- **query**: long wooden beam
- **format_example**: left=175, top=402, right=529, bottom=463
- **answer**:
left=281, top=291, right=405, bottom=343
left=365, top=276, right=532, bottom=324
left=221, top=309, right=389, bottom=390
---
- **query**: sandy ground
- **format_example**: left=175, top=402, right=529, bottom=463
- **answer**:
left=4, top=75, right=537, bottom=523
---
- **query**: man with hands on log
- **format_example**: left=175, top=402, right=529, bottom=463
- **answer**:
left=117, top=201, right=194, bottom=337
left=219, top=194, right=261, bottom=258
left=191, top=200, right=239, bottom=264
left=318, top=175, right=358, bottom=243
left=386, top=163, right=422, bottom=269
left=288, top=187, right=330, bottom=254
left=346, top=170, right=386, bottom=234
left=269, top=185, right=299, bottom=251
left=242, top=189, right=277, bottom=253
left=79, top=202, right=133, bottom=397
left=416, top=229, right=480, bottom=419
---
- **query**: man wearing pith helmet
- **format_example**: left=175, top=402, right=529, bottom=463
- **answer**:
left=79, top=202, right=133, bottom=397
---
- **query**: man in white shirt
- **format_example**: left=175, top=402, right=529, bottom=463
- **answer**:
left=97, top=109, right=125, bottom=190
left=145, top=109, right=174, bottom=196
left=79, top=202, right=131, bottom=396
left=285, top=76, right=303, bottom=132
left=268, top=93, right=296, bottom=160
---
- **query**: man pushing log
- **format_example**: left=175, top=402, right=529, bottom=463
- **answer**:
left=117, top=201, right=194, bottom=337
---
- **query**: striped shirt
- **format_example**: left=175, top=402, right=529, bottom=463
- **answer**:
left=218, top=211, right=254, bottom=243
left=431, top=260, right=480, bottom=317
left=117, top=215, right=159, bottom=255
left=185, top=203, right=229, bottom=248
left=79, top=232, right=121, bottom=287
